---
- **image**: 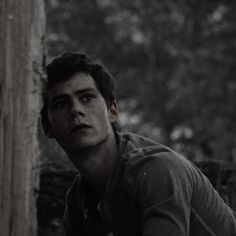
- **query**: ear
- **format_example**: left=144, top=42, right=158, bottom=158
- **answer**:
left=108, top=101, right=119, bottom=123
left=41, top=116, right=54, bottom=138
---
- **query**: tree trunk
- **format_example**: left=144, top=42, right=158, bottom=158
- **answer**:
left=0, top=1, right=45, bottom=236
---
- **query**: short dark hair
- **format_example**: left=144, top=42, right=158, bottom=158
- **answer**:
left=41, top=52, right=116, bottom=124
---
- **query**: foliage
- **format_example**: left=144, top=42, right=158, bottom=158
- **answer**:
left=46, top=0, right=236, bottom=161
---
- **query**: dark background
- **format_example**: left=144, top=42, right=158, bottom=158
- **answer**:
left=38, top=0, right=236, bottom=235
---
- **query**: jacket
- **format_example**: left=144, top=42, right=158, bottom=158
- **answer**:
left=64, top=132, right=236, bottom=236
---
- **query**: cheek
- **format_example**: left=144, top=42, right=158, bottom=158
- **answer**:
left=91, top=109, right=110, bottom=126
left=98, top=109, right=110, bottom=123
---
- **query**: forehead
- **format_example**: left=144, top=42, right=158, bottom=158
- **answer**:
left=47, top=72, right=98, bottom=100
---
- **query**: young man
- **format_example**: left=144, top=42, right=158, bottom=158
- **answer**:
left=41, top=52, right=236, bottom=236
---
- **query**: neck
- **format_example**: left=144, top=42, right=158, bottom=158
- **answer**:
left=67, top=131, right=118, bottom=199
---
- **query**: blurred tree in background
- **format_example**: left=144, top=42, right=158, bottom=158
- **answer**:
left=38, top=0, right=236, bottom=235
left=46, top=0, right=236, bottom=161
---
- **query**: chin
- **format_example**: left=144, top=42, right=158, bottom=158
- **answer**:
left=68, top=137, right=105, bottom=150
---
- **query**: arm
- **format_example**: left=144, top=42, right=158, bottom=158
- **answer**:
left=125, top=148, right=236, bottom=236
left=124, top=150, right=194, bottom=236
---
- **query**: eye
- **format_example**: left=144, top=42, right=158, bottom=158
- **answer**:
left=80, top=93, right=96, bottom=103
left=51, top=100, right=70, bottom=110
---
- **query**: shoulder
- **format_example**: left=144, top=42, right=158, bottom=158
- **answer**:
left=117, top=131, right=196, bottom=177
left=117, top=131, right=171, bottom=161
left=117, top=132, right=199, bottom=199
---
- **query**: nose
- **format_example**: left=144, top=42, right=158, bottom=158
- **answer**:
left=68, top=100, right=85, bottom=120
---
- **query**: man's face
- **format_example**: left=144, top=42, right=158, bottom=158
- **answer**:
left=46, top=72, right=118, bottom=153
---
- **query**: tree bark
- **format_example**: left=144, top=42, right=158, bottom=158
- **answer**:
left=0, top=1, right=45, bottom=236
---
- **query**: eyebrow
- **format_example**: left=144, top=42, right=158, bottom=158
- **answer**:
left=49, top=88, right=97, bottom=105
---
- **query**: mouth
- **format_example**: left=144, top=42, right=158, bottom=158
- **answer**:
left=71, top=124, right=91, bottom=133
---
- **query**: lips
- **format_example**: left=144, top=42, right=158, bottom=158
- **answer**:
left=71, top=124, right=91, bottom=133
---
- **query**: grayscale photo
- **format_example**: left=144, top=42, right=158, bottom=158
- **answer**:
left=1, top=1, right=236, bottom=236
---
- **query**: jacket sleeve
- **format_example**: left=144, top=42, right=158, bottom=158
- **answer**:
left=124, top=149, right=195, bottom=236
left=124, top=147, right=236, bottom=236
